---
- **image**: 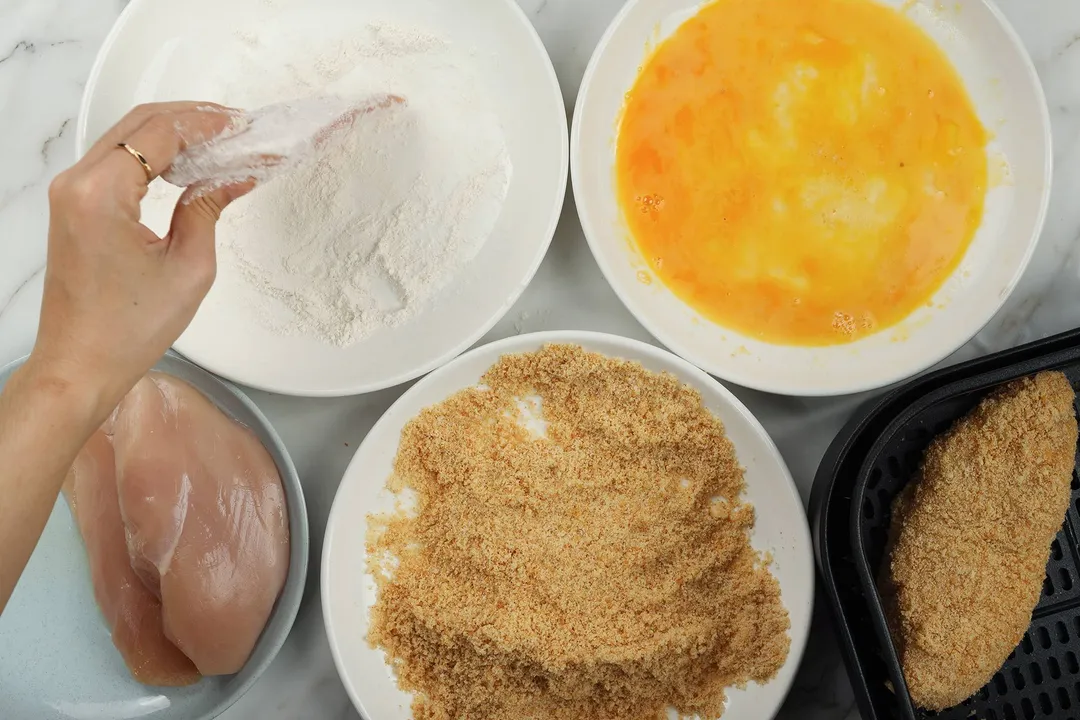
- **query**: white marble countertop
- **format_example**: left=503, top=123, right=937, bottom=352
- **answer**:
left=1, top=0, right=1078, bottom=718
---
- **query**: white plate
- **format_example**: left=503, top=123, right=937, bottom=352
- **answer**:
left=322, top=331, right=814, bottom=720
left=77, top=0, right=568, bottom=397
left=572, top=0, right=1051, bottom=396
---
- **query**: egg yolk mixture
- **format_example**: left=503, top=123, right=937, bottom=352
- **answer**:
left=616, top=0, right=988, bottom=346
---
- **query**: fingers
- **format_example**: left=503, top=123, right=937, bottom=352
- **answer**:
left=166, top=181, right=255, bottom=291
left=79, top=102, right=226, bottom=170
left=100, top=108, right=240, bottom=190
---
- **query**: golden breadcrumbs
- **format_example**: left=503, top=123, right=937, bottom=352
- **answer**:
left=880, top=371, right=1078, bottom=710
left=366, top=344, right=790, bottom=720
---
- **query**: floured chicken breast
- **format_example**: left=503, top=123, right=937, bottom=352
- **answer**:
left=111, top=373, right=290, bottom=676
left=64, top=430, right=201, bottom=687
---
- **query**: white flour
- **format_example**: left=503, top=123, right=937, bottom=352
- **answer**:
left=148, top=23, right=512, bottom=347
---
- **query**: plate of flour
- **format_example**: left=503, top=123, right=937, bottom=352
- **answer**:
left=77, top=0, right=568, bottom=396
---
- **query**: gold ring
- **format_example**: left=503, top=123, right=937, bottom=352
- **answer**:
left=117, top=142, right=153, bottom=183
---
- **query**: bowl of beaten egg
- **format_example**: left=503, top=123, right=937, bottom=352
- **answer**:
left=572, top=0, right=1050, bottom=396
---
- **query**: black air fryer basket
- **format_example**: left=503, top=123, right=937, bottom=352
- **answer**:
left=812, top=328, right=1080, bottom=720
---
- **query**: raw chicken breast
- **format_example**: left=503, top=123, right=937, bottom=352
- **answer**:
left=111, top=373, right=290, bottom=676
left=64, top=430, right=201, bottom=687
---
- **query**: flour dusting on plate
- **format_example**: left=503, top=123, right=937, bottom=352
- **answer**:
left=146, top=23, right=512, bottom=347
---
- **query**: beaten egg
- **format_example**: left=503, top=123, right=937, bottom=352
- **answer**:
left=616, top=0, right=988, bottom=346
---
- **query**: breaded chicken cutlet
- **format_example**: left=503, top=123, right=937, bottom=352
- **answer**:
left=880, top=371, right=1078, bottom=710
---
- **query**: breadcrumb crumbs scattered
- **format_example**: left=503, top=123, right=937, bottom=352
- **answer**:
left=880, top=371, right=1078, bottom=710
left=367, top=344, right=790, bottom=720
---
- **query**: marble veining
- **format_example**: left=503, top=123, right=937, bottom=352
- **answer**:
left=0, top=0, right=1078, bottom=718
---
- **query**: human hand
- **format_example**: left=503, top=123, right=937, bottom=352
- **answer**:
left=29, top=102, right=254, bottom=418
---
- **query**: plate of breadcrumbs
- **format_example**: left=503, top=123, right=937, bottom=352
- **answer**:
left=321, top=331, right=813, bottom=720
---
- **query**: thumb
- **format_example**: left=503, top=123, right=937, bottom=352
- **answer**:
left=167, top=180, right=255, bottom=261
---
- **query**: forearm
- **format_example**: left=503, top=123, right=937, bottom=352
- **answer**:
left=0, top=360, right=107, bottom=612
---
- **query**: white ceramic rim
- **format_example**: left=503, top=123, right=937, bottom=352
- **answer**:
left=321, top=330, right=815, bottom=720
left=570, top=0, right=1053, bottom=397
left=75, top=0, right=570, bottom=398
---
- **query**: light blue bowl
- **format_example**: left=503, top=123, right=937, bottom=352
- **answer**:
left=0, top=352, right=309, bottom=720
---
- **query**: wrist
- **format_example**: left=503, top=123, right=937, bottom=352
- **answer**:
left=15, top=355, right=115, bottom=430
